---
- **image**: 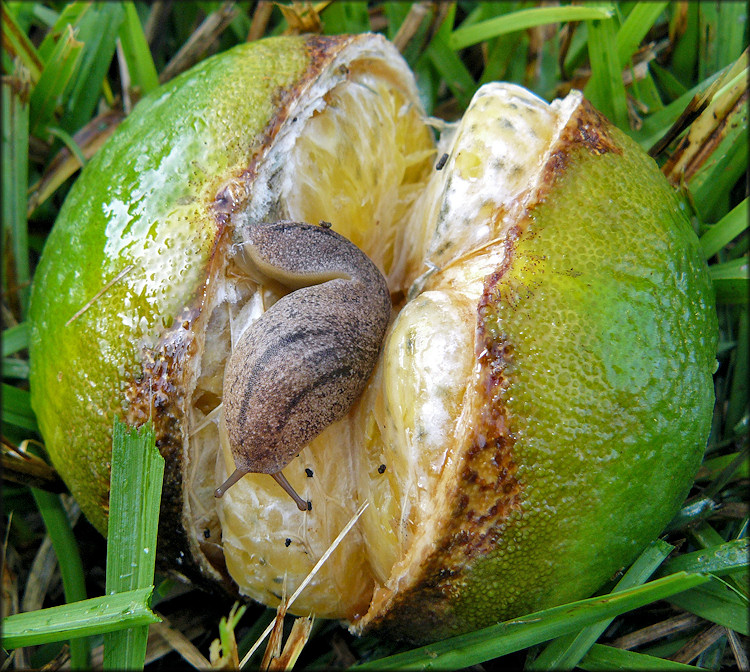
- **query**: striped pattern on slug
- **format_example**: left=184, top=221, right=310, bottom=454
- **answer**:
left=218, top=220, right=391, bottom=506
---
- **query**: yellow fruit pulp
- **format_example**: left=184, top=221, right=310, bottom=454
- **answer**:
left=190, top=52, right=436, bottom=618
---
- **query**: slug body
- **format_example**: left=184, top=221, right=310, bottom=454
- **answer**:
left=215, top=221, right=391, bottom=509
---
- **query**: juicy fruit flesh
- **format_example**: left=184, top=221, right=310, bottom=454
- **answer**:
left=191, top=55, right=435, bottom=618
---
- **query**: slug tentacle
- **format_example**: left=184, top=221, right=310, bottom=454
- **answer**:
left=217, top=220, right=391, bottom=509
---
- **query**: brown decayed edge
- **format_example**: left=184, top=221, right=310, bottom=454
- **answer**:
left=123, top=35, right=359, bottom=593
left=539, top=98, right=621, bottom=189
left=363, top=99, right=624, bottom=642
left=365, top=231, right=524, bottom=642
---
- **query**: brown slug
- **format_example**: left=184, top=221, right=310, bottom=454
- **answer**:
left=214, top=220, right=392, bottom=510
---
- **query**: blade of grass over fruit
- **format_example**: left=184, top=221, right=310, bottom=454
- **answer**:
left=2, top=383, right=38, bottom=432
left=708, top=258, right=749, bottom=304
left=0, top=3, right=43, bottom=82
left=578, top=643, right=708, bottom=671
left=1, top=587, right=159, bottom=650
left=30, top=488, right=90, bottom=668
left=584, top=16, right=629, bottom=129
left=29, top=25, right=83, bottom=137
left=2, top=59, right=31, bottom=318
left=2, top=322, right=28, bottom=356
left=103, top=419, right=164, bottom=671
left=529, top=539, right=674, bottom=670
left=117, top=2, right=159, bottom=97
left=658, top=539, right=749, bottom=578
left=615, top=2, right=668, bottom=69
left=356, top=573, right=709, bottom=670
left=668, top=577, right=749, bottom=635
left=449, top=4, right=614, bottom=50
left=59, top=2, right=125, bottom=134
left=700, top=199, right=748, bottom=259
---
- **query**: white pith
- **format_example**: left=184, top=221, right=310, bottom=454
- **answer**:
left=182, top=37, right=584, bottom=622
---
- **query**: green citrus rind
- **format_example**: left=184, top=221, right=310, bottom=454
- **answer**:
left=358, top=100, right=717, bottom=642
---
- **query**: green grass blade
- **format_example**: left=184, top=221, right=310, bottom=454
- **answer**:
left=2, top=321, right=28, bottom=356
left=2, top=59, right=31, bottom=318
left=713, top=2, right=748, bottom=73
left=2, top=357, right=29, bottom=379
left=117, top=2, right=159, bottom=97
left=584, top=15, right=629, bottom=129
left=726, top=309, right=749, bottom=433
left=383, top=2, right=412, bottom=42
left=529, top=539, right=674, bottom=670
left=320, top=2, right=371, bottom=34
left=658, top=538, right=749, bottom=578
left=700, top=199, right=748, bottom=259
left=615, top=2, right=669, bottom=69
left=688, top=102, right=748, bottom=221
left=697, top=452, right=749, bottom=482
left=1, top=587, right=159, bottom=650
left=449, top=4, right=614, bottom=50
left=2, top=382, right=38, bottom=432
left=29, top=25, right=83, bottom=137
left=60, top=2, right=125, bottom=134
left=630, top=67, right=726, bottom=150
left=30, top=489, right=90, bottom=669
left=668, top=577, right=749, bottom=635
left=103, top=418, right=164, bottom=671
left=426, top=6, right=477, bottom=111
left=709, top=257, right=749, bottom=304
left=43, top=124, right=88, bottom=167
left=356, top=573, right=709, bottom=670
left=1, top=3, right=43, bottom=82
left=669, top=2, right=699, bottom=81
left=37, top=2, right=90, bottom=62
left=426, top=36, right=476, bottom=108
left=579, top=643, right=708, bottom=671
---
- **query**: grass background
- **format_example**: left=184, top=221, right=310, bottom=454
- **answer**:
left=2, top=1, right=748, bottom=670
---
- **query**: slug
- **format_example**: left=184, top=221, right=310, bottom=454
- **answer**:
left=214, top=220, right=392, bottom=510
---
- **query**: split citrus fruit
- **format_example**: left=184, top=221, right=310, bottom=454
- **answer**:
left=29, top=34, right=717, bottom=642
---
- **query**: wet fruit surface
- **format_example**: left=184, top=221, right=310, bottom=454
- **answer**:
left=29, top=37, right=717, bottom=643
